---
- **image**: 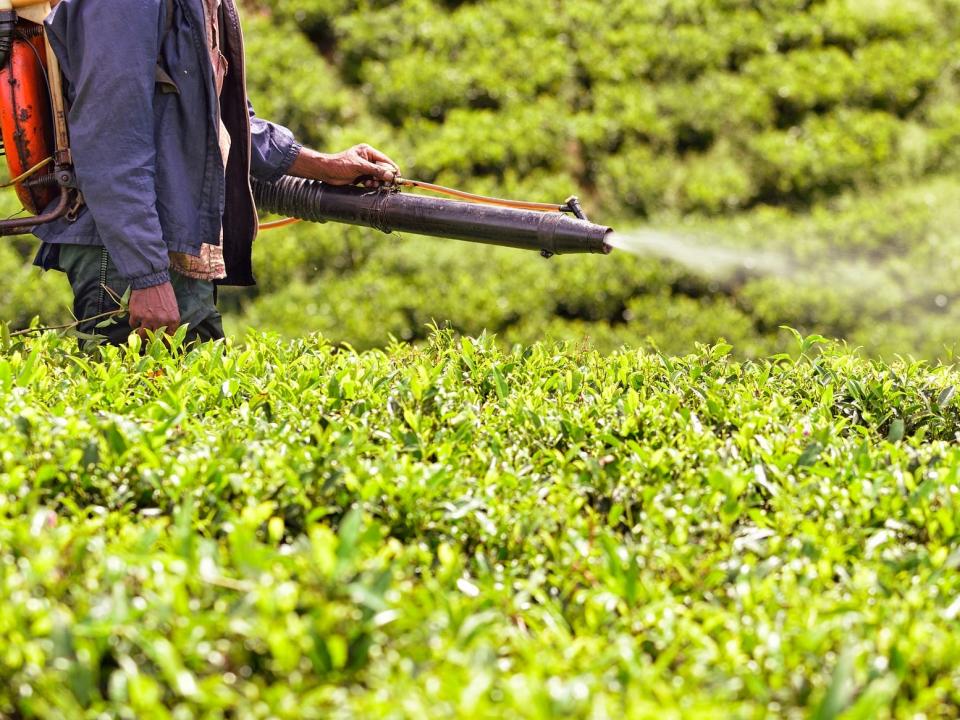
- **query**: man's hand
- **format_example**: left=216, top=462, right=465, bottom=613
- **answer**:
left=289, top=144, right=401, bottom=188
left=128, top=281, right=180, bottom=337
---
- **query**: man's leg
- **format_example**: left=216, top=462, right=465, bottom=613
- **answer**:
left=58, top=244, right=224, bottom=345
left=58, top=244, right=133, bottom=345
left=168, top=267, right=225, bottom=342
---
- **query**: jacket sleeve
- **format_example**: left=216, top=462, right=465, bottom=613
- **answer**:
left=248, top=100, right=302, bottom=182
left=46, top=0, right=170, bottom=289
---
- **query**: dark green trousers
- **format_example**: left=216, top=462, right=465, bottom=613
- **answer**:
left=58, top=245, right=225, bottom=346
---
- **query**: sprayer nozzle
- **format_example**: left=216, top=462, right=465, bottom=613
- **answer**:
left=601, top=231, right=615, bottom=254
left=253, top=176, right=616, bottom=257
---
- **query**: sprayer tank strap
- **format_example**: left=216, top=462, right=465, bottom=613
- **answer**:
left=154, top=0, right=176, bottom=92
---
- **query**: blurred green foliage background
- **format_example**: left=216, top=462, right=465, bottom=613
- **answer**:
left=7, top=0, right=960, bottom=357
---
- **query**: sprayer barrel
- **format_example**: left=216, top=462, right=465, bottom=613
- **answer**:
left=252, top=176, right=613, bottom=256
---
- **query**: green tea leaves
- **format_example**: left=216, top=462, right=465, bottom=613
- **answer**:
left=1, top=332, right=960, bottom=716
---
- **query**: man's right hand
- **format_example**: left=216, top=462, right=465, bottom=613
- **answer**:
left=289, top=145, right=401, bottom=188
left=128, top=281, right=180, bottom=337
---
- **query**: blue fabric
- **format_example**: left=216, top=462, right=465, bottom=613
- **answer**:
left=34, top=0, right=301, bottom=289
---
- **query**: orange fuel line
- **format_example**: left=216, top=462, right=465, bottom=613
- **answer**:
left=258, top=216, right=301, bottom=231
left=395, top=178, right=564, bottom=212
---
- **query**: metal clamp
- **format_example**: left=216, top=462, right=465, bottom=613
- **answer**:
left=564, top=196, right=588, bottom=221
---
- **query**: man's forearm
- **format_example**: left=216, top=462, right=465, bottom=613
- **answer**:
left=287, top=147, right=337, bottom=178
left=287, top=144, right=400, bottom=186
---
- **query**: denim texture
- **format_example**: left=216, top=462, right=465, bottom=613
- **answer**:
left=58, top=244, right=224, bottom=346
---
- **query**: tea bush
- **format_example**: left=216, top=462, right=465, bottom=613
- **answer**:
left=229, top=0, right=960, bottom=359
left=230, top=172, right=960, bottom=361
left=8, top=0, right=960, bottom=361
left=243, top=0, right=960, bottom=211
left=0, top=242, right=71, bottom=329
left=3, top=330, right=960, bottom=717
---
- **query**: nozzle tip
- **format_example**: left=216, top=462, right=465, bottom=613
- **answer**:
left=601, top=230, right=615, bottom=254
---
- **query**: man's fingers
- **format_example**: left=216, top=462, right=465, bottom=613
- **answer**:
left=128, top=316, right=179, bottom=334
left=355, top=159, right=381, bottom=177
left=353, top=160, right=397, bottom=185
left=361, top=161, right=396, bottom=183
left=128, top=283, right=180, bottom=332
left=356, top=145, right=401, bottom=174
left=374, top=161, right=398, bottom=182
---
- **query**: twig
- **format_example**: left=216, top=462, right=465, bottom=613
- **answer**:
left=9, top=308, right=125, bottom=338
left=201, top=576, right=254, bottom=593
left=8, top=282, right=130, bottom=339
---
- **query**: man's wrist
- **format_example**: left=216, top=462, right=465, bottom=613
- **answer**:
left=129, top=269, right=171, bottom=291
left=288, top=147, right=331, bottom=181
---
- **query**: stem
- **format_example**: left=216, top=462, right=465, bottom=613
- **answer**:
left=202, top=576, right=254, bottom=593
left=9, top=308, right=125, bottom=338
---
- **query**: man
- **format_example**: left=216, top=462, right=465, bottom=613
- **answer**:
left=34, top=0, right=399, bottom=343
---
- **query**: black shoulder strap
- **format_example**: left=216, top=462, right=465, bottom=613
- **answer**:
left=155, top=0, right=178, bottom=94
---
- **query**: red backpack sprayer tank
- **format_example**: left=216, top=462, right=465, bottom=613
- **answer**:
left=0, top=0, right=615, bottom=260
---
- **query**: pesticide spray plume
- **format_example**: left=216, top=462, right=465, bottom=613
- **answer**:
left=605, top=229, right=795, bottom=281
left=607, top=227, right=947, bottom=333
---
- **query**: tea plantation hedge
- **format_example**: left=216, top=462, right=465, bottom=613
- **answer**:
left=5, top=4, right=960, bottom=716
left=6, top=0, right=960, bottom=358
left=232, top=0, right=960, bottom=358
left=241, top=0, right=960, bottom=213
left=3, top=330, right=960, bottom=717
left=231, top=172, right=960, bottom=360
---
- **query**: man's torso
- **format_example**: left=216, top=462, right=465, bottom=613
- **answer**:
left=37, top=0, right=260, bottom=286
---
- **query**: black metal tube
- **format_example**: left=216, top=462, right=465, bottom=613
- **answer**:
left=0, top=185, right=69, bottom=236
left=0, top=10, right=15, bottom=70
left=252, top=176, right=613, bottom=256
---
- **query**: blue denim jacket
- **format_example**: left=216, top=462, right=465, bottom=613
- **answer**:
left=35, top=0, right=301, bottom=288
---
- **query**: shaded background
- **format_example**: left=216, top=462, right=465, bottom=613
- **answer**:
left=6, top=0, right=960, bottom=357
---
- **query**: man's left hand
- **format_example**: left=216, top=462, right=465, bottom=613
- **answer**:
left=289, top=144, right=400, bottom=187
